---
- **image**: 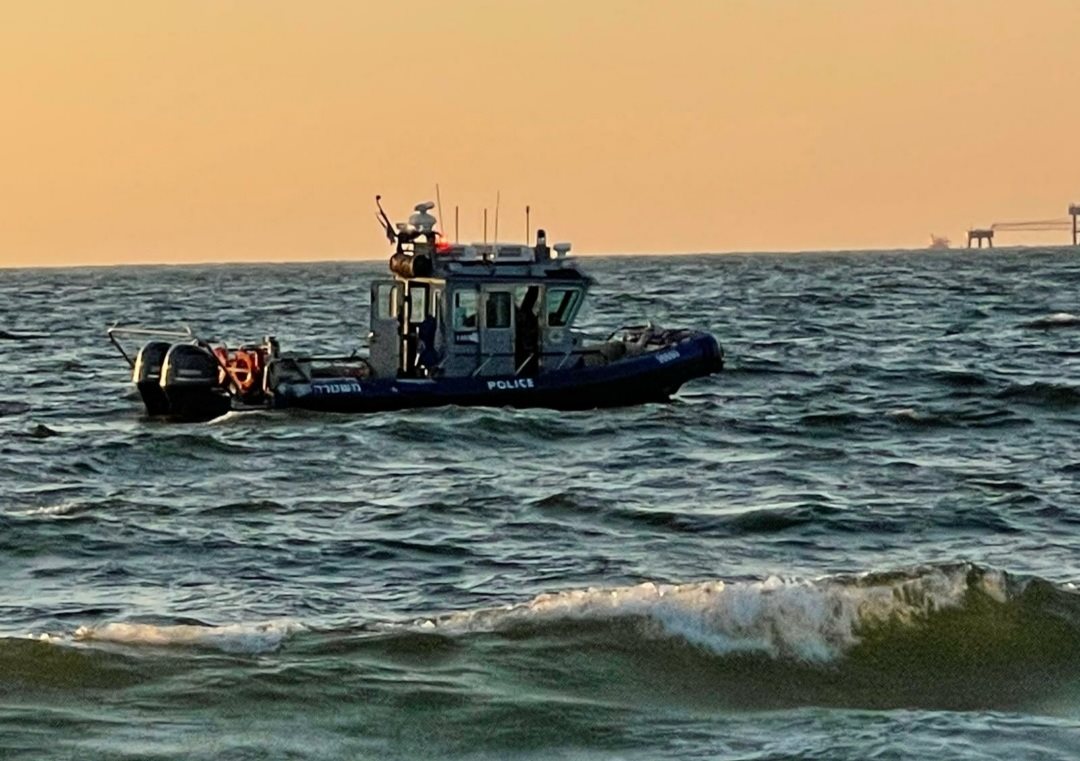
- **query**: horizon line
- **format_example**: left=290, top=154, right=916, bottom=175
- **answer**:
left=1, top=243, right=1075, bottom=271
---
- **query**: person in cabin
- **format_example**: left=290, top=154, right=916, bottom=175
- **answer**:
left=416, top=313, right=439, bottom=374
left=515, top=286, right=540, bottom=375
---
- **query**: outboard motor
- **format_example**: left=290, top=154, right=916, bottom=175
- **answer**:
left=159, top=344, right=231, bottom=422
left=132, top=341, right=173, bottom=416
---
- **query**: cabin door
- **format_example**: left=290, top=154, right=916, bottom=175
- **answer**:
left=369, top=280, right=401, bottom=377
left=444, top=285, right=479, bottom=377
left=514, top=285, right=541, bottom=376
left=401, top=281, right=430, bottom=376
left=479, top=288, right=515, bottom=376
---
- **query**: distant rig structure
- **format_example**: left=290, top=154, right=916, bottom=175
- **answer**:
left=966, top=203, right=1080, bottom=248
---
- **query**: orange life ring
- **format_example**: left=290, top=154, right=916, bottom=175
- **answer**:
left=228, top=350, right=260, bottom=393
left=213, top=348, right=260, bottom=393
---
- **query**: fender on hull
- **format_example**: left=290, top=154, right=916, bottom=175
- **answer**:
left=275, top=334, right=722, bottom=415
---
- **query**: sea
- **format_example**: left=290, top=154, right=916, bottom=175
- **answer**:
left=1, top=247, right=1079, bottom=760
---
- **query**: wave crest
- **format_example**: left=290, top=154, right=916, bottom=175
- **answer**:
left=418, top=564, right=1024, bottom=662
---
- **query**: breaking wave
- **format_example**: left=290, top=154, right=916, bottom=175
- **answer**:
left=390, top=563, right=1080, bottom=710
left=412, top=563, right=1063, bottom=662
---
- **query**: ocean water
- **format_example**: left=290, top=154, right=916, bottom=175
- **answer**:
left=1, top=248, right=1080, bottom=760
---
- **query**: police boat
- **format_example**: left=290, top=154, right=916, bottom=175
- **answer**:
left=108, top=198, right=723, bottom=422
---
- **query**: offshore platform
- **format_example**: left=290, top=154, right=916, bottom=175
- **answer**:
left=967, top=203, right=1080, bottom=248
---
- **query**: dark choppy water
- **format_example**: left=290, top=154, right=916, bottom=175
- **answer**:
left=2, top=249, right=1080, bottom=759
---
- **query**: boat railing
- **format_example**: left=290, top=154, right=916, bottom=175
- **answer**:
left=471, top=352, right=517, bottom=377
left=107, top=323, right=195, bottom=368
left=483, top=349, right=578, bottom=375
left=552, top=347, right=577, bottom=370
left=514, top=354, right=535, bottom=376
left=468, top=351, right=537, bottom=378
left=605, top=322, right=655, bottom=342
left=472, top=355, right=495, bottom=377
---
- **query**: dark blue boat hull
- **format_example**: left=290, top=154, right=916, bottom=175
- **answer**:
left=274, top=333, right=722, bottom=414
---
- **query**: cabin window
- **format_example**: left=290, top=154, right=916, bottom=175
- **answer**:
left=485, top=291, right=512, bottom=329
left=515, top=286, right=540, bottom=317
left=431, top=290, right=441, bottom=320
left=453, top=289, right=478, bottom=330
left=546, top=288, right=581, bottom=327
left=409, top=285, right=427, bottom=324
left=376, top=283, right=397, bottom=320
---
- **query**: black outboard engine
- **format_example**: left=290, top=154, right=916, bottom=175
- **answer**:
left=159, top=344, right=231, bottom=422
left=132, top=341, right=173, bottom=416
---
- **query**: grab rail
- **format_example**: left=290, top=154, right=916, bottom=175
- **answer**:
left=515, top=354, right=536, bottom=376
left=107, top=324, right=195, bottom=369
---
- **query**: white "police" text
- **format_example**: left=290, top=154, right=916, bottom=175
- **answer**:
left=487, top=378, right=536, bottom=391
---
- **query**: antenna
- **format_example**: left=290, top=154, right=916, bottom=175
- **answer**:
left=435, top=184, right=444, bottom=236
left=525, top=205, right=530, bottom=243
left=374, top=195, right=395, bottom=244
left=493, top=191, right=500, bottom=250
left=455, top=205, right=459, bottom=244
left=483, top=209, right=488, bottom=244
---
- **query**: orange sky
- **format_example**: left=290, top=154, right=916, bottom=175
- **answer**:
left=2, top=0, right=1078, bottom=267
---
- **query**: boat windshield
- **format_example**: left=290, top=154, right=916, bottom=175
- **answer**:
left=546, top=288, right=582, bottom=327
left=453, top=289, right=478, bottom=329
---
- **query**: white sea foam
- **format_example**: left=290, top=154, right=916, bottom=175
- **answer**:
left=885, top=407, right=920, bottom=420
left=73, top=620, right=304, bottom=654
left=8, top=502, right=81, bottom=518
left=1025, top=312, right=1080, bottom=328
left=420, top=566, right=1006, bottom=662
left=207, top=409, right=274, bottom=425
